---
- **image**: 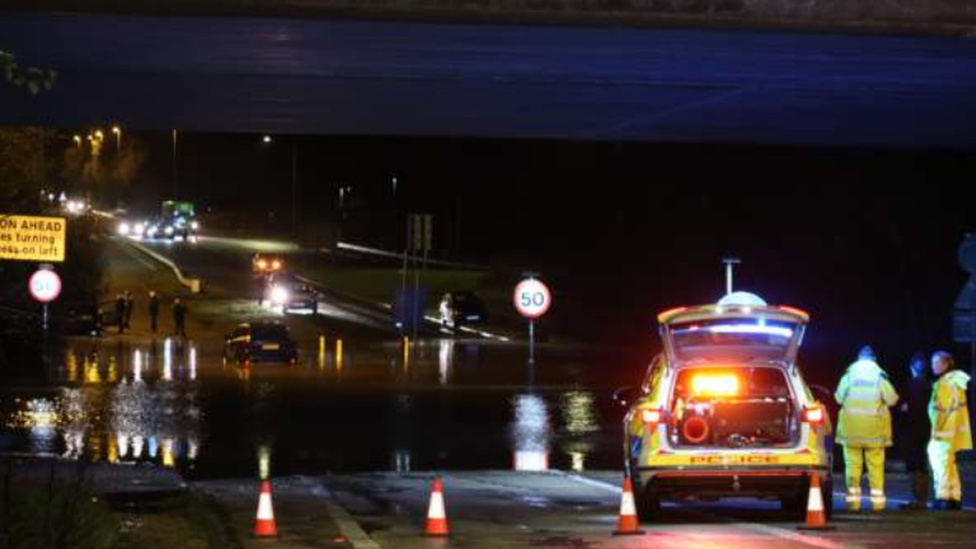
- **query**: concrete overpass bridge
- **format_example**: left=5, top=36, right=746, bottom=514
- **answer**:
left=2, top=10, right=976, bottom=146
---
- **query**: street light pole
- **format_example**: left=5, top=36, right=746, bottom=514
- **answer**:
left=291, top=141, right=297, bottom=238
left=171, top=129, right=179, bottom=198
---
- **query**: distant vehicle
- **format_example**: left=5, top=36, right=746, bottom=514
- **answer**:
left=162, top=200, right=199, bottom=240
left=252, top=253, right=284, bottom=275
left=134, top=200, right=197, bottom=242
left=61, top=303, right=103, bottom=336
left=265, top=272, right=320, bottom=314
left=618, top=292, right=833, bottom=522
left=144, top=216, right=183, bottom=241
left=438, top=291, right=489, bottom=329
left=223, top=322, right=298, bottom=365
left=117, top=219, right=148, bottom=240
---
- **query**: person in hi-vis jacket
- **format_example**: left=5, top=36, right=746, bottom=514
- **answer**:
left=835, top=346, right=899, bottom=511
left=927, top=351, right=972, bottom=511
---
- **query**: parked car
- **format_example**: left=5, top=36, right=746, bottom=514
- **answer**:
left=618, top=292, right=833, bottom=521
left=223, top=322, right=298, bottom=365
left=61, top=302, right=103, bottom=336
left=438, top=291, right=488, bottom=329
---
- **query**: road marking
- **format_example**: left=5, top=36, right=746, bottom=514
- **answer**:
left=299, top=477, right=382, bottom=549
left=738, top=523, right=863, bottom=549
left=557, top=472, right=874, bottom=549
left=551, top=471, right=622, bottom=494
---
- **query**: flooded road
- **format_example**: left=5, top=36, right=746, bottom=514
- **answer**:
left=0, top=335, right=627, bottom=480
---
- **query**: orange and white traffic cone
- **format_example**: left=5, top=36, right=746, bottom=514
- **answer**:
left=253, top=480, right=278, bottom=538
left=613, top=476, right=645, bottom=536
left=797, top=474, right=834, bottom=531
left=425, top=477, right=450, bottom=537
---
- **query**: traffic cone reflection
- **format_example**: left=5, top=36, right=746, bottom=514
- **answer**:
left=253, top=480, right=278, bottom=538
left=425, top=477, right=450, bottom=537
left=798, top=474, right=833, bottom=531
left=613, top=476, right=644, bottom=536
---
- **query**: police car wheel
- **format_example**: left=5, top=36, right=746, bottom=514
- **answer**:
left=780, top=493, right=806, bottom=519
left=822, top=477, right=834, bottom=519
left=634, top=486, right=660, bottom=522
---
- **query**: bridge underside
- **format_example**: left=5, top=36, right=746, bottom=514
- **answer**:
left=2, top=13, right=976, bottom=147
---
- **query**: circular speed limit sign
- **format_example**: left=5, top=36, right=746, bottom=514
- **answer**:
left=514, top=278, right=552, bottom=320
left=29, top=268, right=62, bottom=303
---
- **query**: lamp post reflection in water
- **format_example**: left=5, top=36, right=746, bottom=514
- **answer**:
left=257, top=444, right=272, bottom=480
left=118, top=432, right=130, bottom=459
left=188, top=437, right=200, bottom=461
left=189, top=345, right=197, bottom=381
left=438, top=339, right=454, bottom=386
left=161, top=438, right=176, bottom=468
left=511, top=394, right=551, bottom=472
left=132, top=435, right=144, bottom=458
left=67, top=352, right=78, bottom=383
left=133, top=350, right=143, bottom=383
left=163, top=339, right=173, bottom=382
left=559, top=391, right=599, bottom=473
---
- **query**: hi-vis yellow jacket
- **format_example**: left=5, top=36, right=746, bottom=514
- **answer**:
left=929, top=370, right=973, bottom=452
left=835, top=359, right=899, bottom=448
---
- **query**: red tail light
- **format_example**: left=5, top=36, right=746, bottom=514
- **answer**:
left=641, top=409, right=663, bottom=425
left=803, top=407, right=824, bottom=424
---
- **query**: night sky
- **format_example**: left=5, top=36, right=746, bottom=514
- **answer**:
left=124, top=132, right=975, bottom=387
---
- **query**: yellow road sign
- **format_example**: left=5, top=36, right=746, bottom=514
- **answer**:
left=0, top=215, right=67, bottom=262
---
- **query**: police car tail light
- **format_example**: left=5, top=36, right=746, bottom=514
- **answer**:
left=641, top=409, right=663, bottom=425
left=802, top=407, right=824, bottom=424
left=691, top=374, right=739, bottom=397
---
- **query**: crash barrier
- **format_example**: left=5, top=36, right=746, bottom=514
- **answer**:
left=798, top=474, right=833, bottom=531
left=253, top=480, right=278, bottom=538
left=613, top=476, right=644, bottom=536
left=125, top=239, right=203, bottom=293
left=425, top=477, right=450, bottom=537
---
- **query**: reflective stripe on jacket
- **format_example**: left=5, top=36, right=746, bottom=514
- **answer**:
left=835, top=359, right=899, bottom=448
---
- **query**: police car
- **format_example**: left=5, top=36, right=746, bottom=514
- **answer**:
left=620, top=292, right=832, bottom=520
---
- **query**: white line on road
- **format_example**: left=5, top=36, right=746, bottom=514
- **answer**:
left=298, top=476, right=383, bottom=549
left=549, top=471, right=622, bottom=494
left=556, top=471, right=870, bottom=549
left=738, top=523, right=864, bottom=549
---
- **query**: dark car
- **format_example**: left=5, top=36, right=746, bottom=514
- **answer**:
left=224, top=322, right=298, bottom=365
left=62, top=303, right=103, bottom=336
left=438, top=291, right=489, bottom=329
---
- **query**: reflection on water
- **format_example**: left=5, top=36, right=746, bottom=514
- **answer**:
left=511, top=394, right=551, bottom=472
left=3, top=338, right=202, bottom=470
left=2, top=337, right=619, bottom=477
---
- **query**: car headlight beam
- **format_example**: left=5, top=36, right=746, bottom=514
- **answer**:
left=271, top=286, right=289, bottom=305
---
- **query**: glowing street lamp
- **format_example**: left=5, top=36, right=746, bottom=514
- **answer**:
left=111, top=125, right=121, bottom=150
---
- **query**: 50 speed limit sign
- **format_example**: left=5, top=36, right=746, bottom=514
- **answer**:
left=514, top=278, right=551, bottom=320
left=29, top=267, right=62, bottom=303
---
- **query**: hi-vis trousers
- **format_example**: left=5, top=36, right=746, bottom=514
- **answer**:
left=844, top=446, right=886, bottom=511
left=928, top=440, right=962, bottom=502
